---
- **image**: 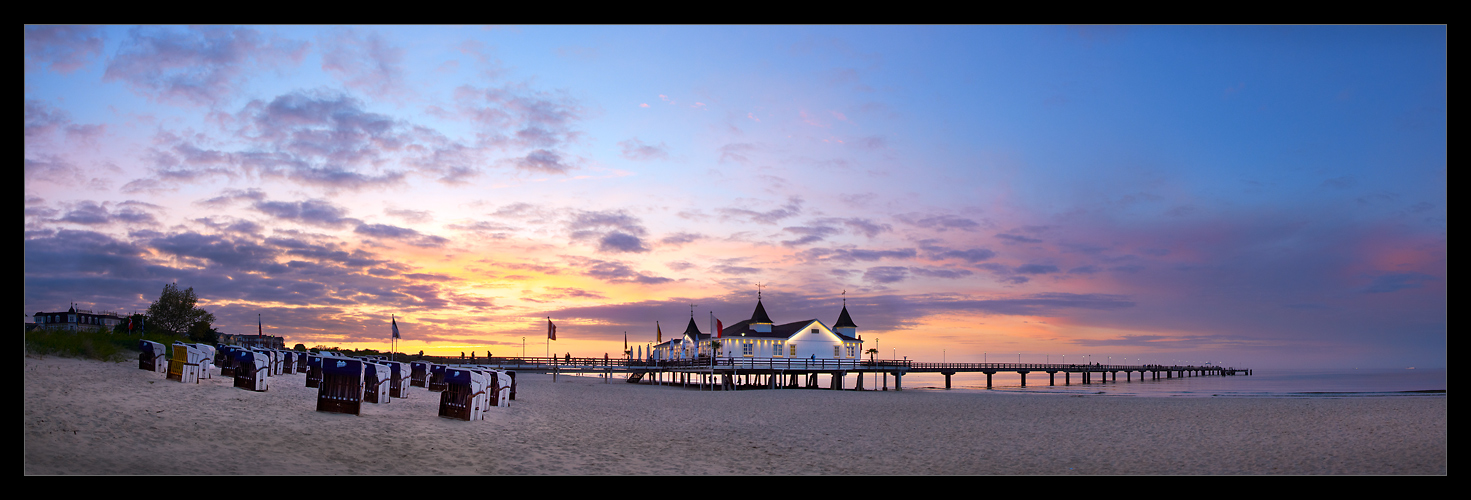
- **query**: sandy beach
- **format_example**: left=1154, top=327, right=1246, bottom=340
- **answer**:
left=24, top=355, right=1446, bottom=475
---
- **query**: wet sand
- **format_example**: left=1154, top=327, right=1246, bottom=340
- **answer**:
left=24, top=355, right=1447, bottom=475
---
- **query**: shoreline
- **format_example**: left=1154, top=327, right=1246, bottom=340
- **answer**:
left=25, top=355, right=1447, bottom=475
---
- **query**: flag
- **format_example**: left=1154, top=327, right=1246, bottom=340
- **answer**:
left=258, top=314, right=262, bottom=336
left=547, top=318, right=557, bottom=340
left=656, top=321, right=661, bottom=343
left=127, top=316, right=133, bottom=333
left=392, top=315, right=400, bottom=339
left=623, top=332, right=628, bottom=352
left=716, top=317, right=724, bottom=338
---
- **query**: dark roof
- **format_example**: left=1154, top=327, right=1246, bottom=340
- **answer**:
left=834, top=305, right=858, bottom=329
left=681, top=316, right=703, bottom=338
left=750, top=299, right=773, bottom=324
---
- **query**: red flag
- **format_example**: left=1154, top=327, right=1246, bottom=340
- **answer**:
left=715, top=317, right=724, bottom=338
left=547, top=318, right=557, bottom=341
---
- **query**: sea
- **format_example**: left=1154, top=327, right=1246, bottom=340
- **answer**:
left=854, top=368, right=1447, bottom=398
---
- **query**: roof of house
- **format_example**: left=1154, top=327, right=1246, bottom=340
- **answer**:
left=834, top=304, right=858, bottom=329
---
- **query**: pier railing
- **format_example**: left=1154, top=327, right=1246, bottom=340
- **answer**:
left=354, top=355, right=1244, bottom=375
left=399, top=355, right=911, bottom=371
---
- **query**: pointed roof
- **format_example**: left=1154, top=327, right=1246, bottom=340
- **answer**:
left=682, top=316, right=703, bottom=338
left=750, top=299, right=773, bottom=324
left=834, top=304, right=858, bottom=329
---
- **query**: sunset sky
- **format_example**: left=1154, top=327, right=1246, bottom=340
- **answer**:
left=24, top=26, right=1445, bottom=369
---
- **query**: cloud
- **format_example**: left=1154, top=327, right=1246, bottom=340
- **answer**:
left=718, top=143, right=757, bottom=164
left=908, top=267, right=974, bottom=279
left=896, top=213, right=983, bottom=232
left=148, top=231, right=286, bottom=273
left=781, top=225, right=843, bottom=247
left=863, top=266, right=909, bottom=283
left=568, top=210, right=650, bottom=254
left=385, top=208, right=433, bottom=224
left=659, top=232, right=702, bottom=246
left=798, top=247, right=917, bottom=264
left=319, top=28, right=408, bottom=100
left=934, top=248, right=997, bottom=263
left=515, top=149, right=573, bottom=174
left=618, top=138, right=670, bottom=161
left=252, top=199, right=360, bottom=229
left=1362, top=272, right=1436, bottom=294
left=718, top=196, right=803, bottom=225
left=354, top=223, right=450, bottom=248
left=454, top=83, right=586, bottom=151
left=564, top=256, right=673, bottom=285
left=104, top=26, right=309, bottom=107
left=996, top=233, right=1043, bottom=244
left=25, top=25, right=105, bottom=74
left=54, top=201, right=161, bottom=227
left=1015, top=264, right=1060, bottom=274
left=197, top=188, right=268, bottom=209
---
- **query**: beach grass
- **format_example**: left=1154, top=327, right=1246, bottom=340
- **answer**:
left=23, top=327, right=181, bottom=362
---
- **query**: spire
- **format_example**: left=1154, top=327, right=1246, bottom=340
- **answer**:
left=834, top=304, right=858, bottom=329
left=682, top=316, right=703, bottom=339
left=750, top=298, right=773, bottom=324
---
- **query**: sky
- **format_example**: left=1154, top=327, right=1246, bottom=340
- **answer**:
left=24, top=25, right=1446, bottom=369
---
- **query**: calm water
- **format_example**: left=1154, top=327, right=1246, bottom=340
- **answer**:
left=850, top=368, right=1447, bottom=398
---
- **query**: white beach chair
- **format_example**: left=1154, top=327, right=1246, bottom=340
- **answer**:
left=491, top=370, right=511, bottom=407
left=268, top=350, right=283, bottom=376
left=232, top=350, right=270, bottom=391
left=363, top=362, right=392, bottom=404
left=279, top=351, right=296, bottom=375
left=138, top=340, right=167, bottom=373
left=317, top=357, right=365, bottom=415
left=167, top=343, right=202, bottom=384
left=437, top=368, right=485, bottom=421
left=385, top=361, right=409, bottom=399
left=189, top=344, right=215, bottom=379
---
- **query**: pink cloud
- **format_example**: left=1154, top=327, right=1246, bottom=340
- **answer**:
left=320, top=28, right=409, bottom=100
left=24, top=25, right=104, bottom=74
left=104, top=26, right=309, bottom=107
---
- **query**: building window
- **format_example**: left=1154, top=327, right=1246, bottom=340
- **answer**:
left=811, top=328, right=819, bottom=334
left=742, top=343, right=753, bottom=356
left=847, top=346, right=855, bottom=357
left=834, top=346, right=840, bottom=358
left=773, top=342, right=782, bottom=356
left=790, top=344, right=797, bottom=356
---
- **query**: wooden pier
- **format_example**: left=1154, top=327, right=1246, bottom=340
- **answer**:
left=399, top=356, right=1250, bottom=391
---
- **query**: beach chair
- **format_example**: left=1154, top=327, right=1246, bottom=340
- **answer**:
left=306, top=355, right=324, bottom=388
left=317, top=357, right=365, bottom=416
left=296, top=352, right=308, bottom=373
left=189, top=344, right=215, bottom=379
left=167, top=343, right=201, bottom=383
left=506, top=370, right=517, bottom=401
left=386, top=361, right=410, bottom=398
left=410, top=362, right=430, bottom=387
left=216, top=346, right=233, bottom=377
left=363, top=362, right=392, bottom=404
left=232, top=350, right=270, bottom=392
left=280, top=351, right=296, bottom=375
left=427, top=364, right=448, bottom=392
left=438, top=368, right=486, bottom=421
left=138, top=340, right=167, bottom=373
left=266, top=350, right=283, bottom=376
left=489, top=370, right=511, bottom=407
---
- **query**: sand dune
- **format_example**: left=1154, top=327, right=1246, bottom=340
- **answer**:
left=24, top=355, right=1445, bottom=475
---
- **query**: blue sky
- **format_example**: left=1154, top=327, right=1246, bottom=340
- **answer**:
left=25, top=25, right=1445, bottom=368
